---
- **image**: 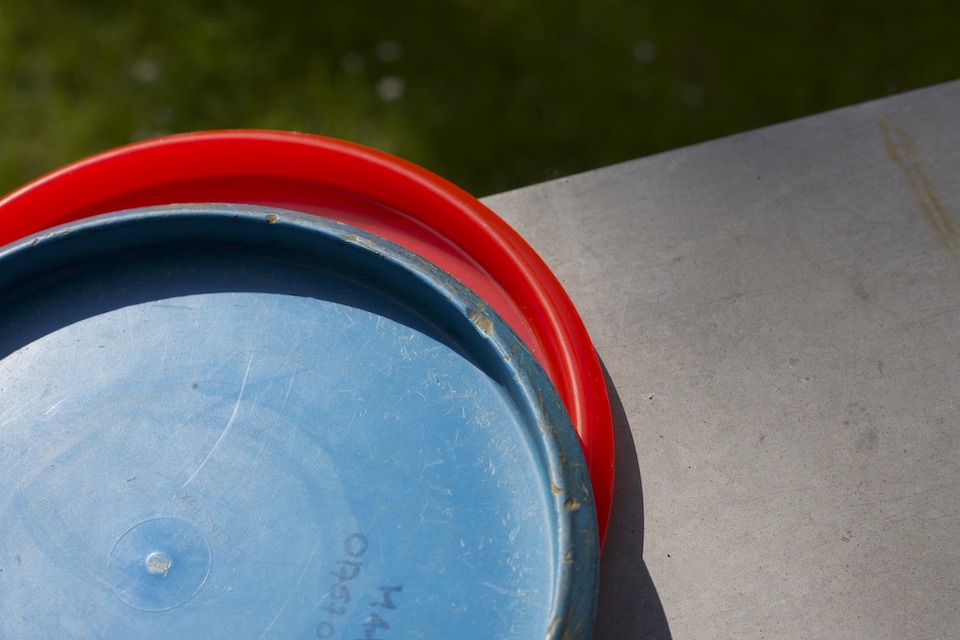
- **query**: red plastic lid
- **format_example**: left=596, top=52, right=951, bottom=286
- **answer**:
left=0, top=131, right=613, bottom=544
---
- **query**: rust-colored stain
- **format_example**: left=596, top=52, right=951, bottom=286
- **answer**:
left=879, top=116, right=958, bottom=254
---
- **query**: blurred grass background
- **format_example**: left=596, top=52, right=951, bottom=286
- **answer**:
left=1, top=0, right=957, bottom=197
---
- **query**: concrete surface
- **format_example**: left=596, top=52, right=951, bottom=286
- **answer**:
left=483, top=80, right=960, bottom=639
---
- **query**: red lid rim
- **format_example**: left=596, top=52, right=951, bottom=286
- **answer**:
left=0, top=130, right=614, bottom=544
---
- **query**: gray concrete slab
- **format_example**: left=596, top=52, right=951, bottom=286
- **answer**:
left=483, top=80, right=960, bottom=639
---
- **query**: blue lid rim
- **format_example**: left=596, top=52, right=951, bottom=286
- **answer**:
left=0, top=203, right=598, bottom=638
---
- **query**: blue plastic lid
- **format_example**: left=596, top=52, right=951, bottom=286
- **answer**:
left=0, top=205, right=598, bottom=638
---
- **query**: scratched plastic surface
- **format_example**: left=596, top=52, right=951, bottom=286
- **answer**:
left=0, top=206, right=597, bottom=639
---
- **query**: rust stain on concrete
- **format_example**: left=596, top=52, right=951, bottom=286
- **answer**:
left=879, top=116, right=958, bottom=256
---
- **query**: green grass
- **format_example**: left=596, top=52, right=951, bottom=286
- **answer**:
left=1, top=0, right=958, bottom=197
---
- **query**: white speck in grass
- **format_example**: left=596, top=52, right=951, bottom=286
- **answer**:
left=375, top=40, right=402, bottom=63
left=340, top=51, right=364, bottom=75
left=375, top=75, right=405, bottom=102
left=631, top=40, right=657, bottom=64
left=130, top=58, right=161, bottom=84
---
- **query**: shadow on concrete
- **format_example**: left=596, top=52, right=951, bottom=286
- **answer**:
left=592, top=359, right=672, bottom=640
